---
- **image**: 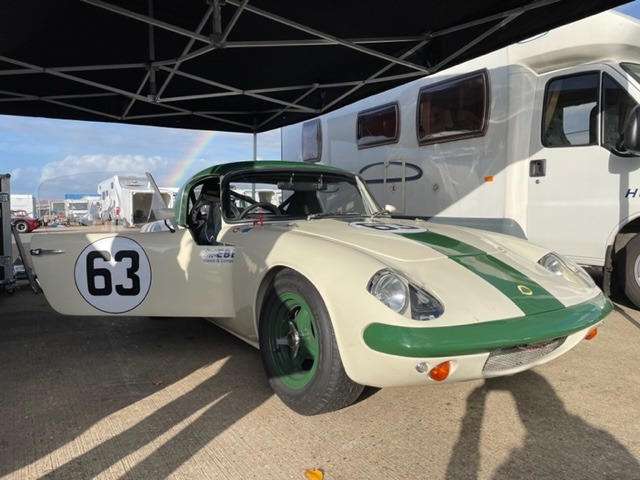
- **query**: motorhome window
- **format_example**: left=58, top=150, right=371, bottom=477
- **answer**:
left=620, top=63, right=640, bottom=85
left=302, top=119, right=322, bottom=162
left=356, top=103, right=399, bottom=148
left=417, top=70, right=488, bottom=145
left=542, top=73, right=598, bottom=147
left=602, top=73, right=638, bottom=153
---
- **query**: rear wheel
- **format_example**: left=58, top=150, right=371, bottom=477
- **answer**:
left=259, top=269, right=364, bottom=415
left=618, top=234, right=640, bottom=307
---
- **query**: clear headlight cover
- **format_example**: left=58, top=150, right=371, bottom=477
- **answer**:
left=538, top=252, right=596, bottom=288
left=409, top=284, right=445, bottom=320
left=368, top=270, right=445, bottom=320
left=367, top=271, right=408, bottom=314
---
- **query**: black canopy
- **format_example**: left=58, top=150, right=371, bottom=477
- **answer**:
left=0, top=0, right=629, bottom=133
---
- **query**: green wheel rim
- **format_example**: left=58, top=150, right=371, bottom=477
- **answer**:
left=266, top=291, right=319, bottom=389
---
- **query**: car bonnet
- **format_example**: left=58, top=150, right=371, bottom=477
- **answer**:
left=286, top=217, right=602, bottom=320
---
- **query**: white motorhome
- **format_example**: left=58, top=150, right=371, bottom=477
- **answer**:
left=97, top=175, right=175, bottom=227
left=10, top=194, right=36, bottom=217
left=281, top=10, right=640, bottom=307
left=64, top=196, right=101, bottom=225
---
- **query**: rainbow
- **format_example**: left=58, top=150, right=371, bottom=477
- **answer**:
left=165, top=130, right=217, bottom=187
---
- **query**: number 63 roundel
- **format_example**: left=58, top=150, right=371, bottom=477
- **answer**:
left=74, top=236, right=152, bottom=313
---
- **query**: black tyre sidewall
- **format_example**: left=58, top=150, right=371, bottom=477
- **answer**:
left=259, top=269, right=362, bottom=415
left=619, top=234, right=640, bottom=307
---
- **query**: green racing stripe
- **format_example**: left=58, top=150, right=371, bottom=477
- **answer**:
left=401, top=230, right=565, bottom=315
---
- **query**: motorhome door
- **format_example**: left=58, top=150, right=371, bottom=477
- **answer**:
left=526, top=65, right=640, bottom=266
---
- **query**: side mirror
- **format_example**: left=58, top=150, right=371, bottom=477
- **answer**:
left=384, top=204, right=397, bottom=214
left=620, top=105, right=640, bottom=156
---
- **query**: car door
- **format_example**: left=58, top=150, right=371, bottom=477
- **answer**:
left=30, top=229, right=237, bottom=317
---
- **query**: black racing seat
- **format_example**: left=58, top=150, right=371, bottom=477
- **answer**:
left=281, top=191, right=322, bottom=216
left=189, top=180, right=221, bottom=245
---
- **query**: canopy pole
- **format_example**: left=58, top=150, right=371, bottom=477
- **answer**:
left=253, top=132, right=258, bottom=161
left=147, top=0, right=158, bottom=103
left=253, top=118, right=258, bottom=161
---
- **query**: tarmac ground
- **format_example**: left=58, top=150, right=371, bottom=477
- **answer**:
left=1, top=228, right=639, bottom=479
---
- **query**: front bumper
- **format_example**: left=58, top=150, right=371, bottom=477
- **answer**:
left=362, top=293, right=612, bottom=357
left=345, top=293, right=611, bottom=388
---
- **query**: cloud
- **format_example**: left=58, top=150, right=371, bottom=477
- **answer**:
left=35, top=154, right=176, bottom=198
left=9, top=167, right=40, bottom=194
left=39, top=154, right=171, bottom=182
left=1, top=113, right=283, bottom=196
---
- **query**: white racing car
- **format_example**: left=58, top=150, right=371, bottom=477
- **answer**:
left=30, top=161, right=612, bottom=415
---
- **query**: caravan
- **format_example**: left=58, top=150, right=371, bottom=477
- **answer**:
left=97, top=175, right=176, bottom=227
left=282, top=10, right=640, bottom=308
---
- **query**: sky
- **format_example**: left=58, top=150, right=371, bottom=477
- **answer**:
left=2, top=1, right=640, bottom=198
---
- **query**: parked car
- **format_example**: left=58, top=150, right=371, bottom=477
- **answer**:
left=11, top=209, right=41, bottom=233
left=30, top=161, right=612, bottom=415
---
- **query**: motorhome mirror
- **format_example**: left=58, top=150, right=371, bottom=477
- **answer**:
left=621, top=105, right=640, bottom=156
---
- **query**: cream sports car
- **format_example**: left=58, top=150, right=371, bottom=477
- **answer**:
left=30, top=161, right=612, bottom=415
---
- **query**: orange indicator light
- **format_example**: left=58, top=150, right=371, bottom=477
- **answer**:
left=429, top=361, right=451, bottom=381
left=484, top=176, right=494, bottom=182
left=585, top=328, right=598, bottom=340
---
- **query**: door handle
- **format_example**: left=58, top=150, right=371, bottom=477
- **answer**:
left=30, top=248, right=65, bottom=256
left=530, top=159, right=546, bottom=177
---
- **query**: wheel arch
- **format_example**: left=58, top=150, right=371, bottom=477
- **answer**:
left=254, top=263, right=339, bottom=335
left=254, top=265, right=286, bottom=335
left=613, top=216, right=640, bottom=251
left=605, top=216, right=640, bottom=299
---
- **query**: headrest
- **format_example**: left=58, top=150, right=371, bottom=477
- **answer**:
left=201, top=179, right=220, bottom=196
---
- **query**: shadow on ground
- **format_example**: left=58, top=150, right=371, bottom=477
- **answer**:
left=445, top=371, right=640, bottom=479
left=0, top=286, right=272, bottom=479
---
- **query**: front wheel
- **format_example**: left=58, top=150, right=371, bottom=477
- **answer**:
left=618, top=234, right=640, bottom=308
left=259, top=269, right=364, bottom=415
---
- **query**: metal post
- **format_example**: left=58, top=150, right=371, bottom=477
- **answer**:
left=253, top=131, right=258, bottom=161
left=0, top=173, right=15, bottom=290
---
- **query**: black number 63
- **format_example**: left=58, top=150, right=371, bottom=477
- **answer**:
left=86, top=249, right=141, bottom=296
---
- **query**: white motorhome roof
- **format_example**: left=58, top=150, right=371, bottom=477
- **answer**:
left=509, top=11, right=640, bottom=73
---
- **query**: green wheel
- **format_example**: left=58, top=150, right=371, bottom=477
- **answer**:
left=259, top=269, right=364, bottom=415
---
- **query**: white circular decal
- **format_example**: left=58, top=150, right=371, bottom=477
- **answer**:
left=74, top=236, right=152, bottom=313
left=349, top=221, right=428, bottom=234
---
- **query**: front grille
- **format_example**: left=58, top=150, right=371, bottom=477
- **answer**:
left=482, top=337, right=566, bottom=373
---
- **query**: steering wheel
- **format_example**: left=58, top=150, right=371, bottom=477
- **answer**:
left=238, top=202, right=281, bottom=219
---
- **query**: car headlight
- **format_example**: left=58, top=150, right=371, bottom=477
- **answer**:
left=368, top=270, right=444, bottom=320
left=538, top=252, right=596, bottom=288
left=368, top=270, right=408, bottom=314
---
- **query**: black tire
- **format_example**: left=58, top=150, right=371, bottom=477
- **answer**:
left=259, top=269, right=364, bottom=415
left=14, top=220, right=29, bottom=233
left=618, top=234, right=640, bottom=308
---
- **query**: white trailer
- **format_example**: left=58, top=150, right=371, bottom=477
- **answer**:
left=10, top=194, right=36, bottom=217
left=97, top=175, right=175, bottom=227
left=282, top=10, right=640, bottom=306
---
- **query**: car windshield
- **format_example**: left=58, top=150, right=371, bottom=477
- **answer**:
left=223, top=170, right=374, bottom=220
